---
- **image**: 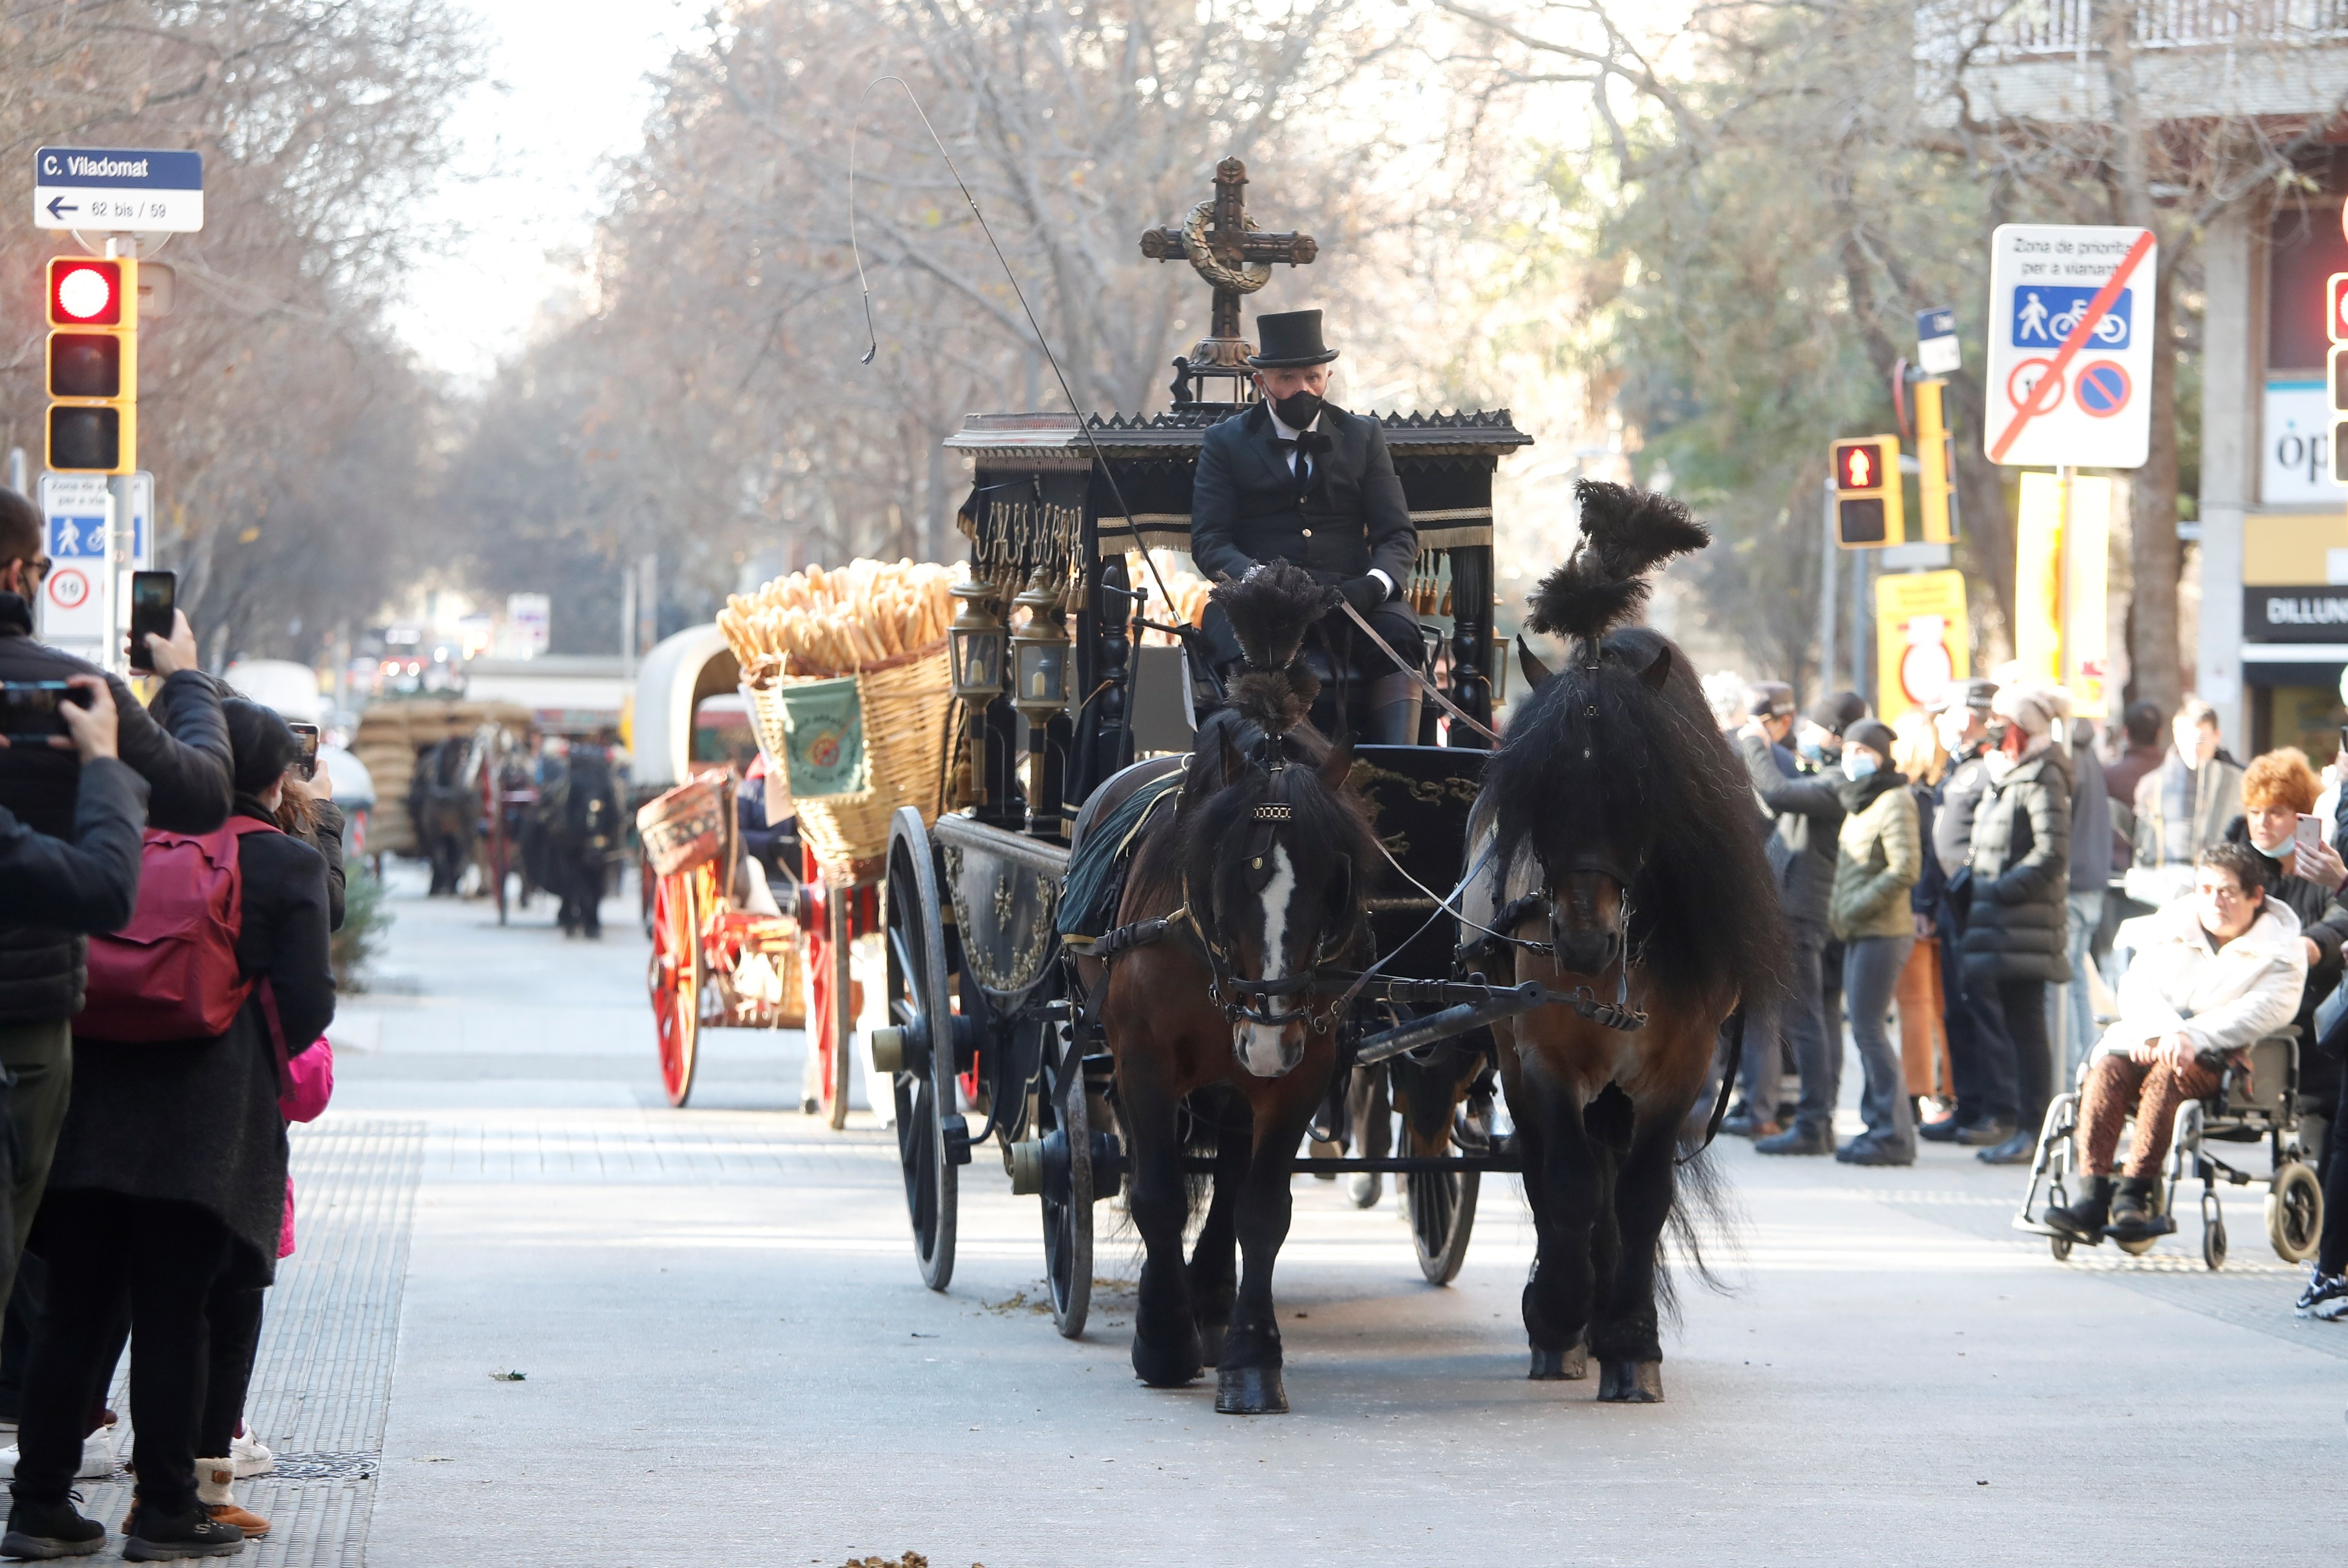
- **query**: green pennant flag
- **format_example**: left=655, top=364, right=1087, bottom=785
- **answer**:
left=776, top=676, right=867, bottom=798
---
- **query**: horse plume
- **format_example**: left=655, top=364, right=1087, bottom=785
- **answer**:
left=1525, top=480, right=1711, bottom=648
left=1211, top=562, right=1329, bottom=735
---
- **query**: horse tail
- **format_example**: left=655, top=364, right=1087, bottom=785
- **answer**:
left=1660, top=1135, right=1742, bottom=1320
left=1525, top=480, right=1710, bottom=649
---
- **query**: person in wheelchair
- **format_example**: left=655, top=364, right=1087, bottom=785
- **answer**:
left=1190, top=309, right=1425, bottom=745
left=2043, top=842, right=2307, bottom=1245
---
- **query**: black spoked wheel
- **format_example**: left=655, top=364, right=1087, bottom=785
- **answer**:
left=1406, top=1093, right=1489, bottom=1286
left=2268, top=1162, right=2323, bottom=1263
left=1042, top=1047, right=1095, bottom=1339
left=885, top=808, right=959, bottom=1292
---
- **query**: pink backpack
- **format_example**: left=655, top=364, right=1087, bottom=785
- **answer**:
left=80, top=819, right=282, bottom=1042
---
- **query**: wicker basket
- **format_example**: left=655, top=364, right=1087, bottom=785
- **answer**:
left=636, top=774, right=733, bottom=879
left=745, top=640, right=954, bottom=885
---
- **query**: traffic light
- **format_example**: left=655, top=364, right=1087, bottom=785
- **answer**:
left=2330, top=344, right=2348, bottom=486
left=45, top=255, right=136, bottom=474
left=1912, top=382, right=1959, bottom=544
left=1832, top=435, right=1904, bottom=547
left=2331, top=273, right=2348, bottom=486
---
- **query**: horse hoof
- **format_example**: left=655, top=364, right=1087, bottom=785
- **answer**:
left=1132, top=1334, right=1203, bottom=1389
left=1529, top=1340, right=1589, bottom=1381
left=1597, top=1359, right=1664, bottom=1403
left=1198, top=1321, right=1228, bottom=1368
left=1214, top=1365, right=1289, bottom=1414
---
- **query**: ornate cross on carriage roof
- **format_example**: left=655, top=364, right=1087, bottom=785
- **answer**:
left=1139, top=158, right=1316, bottom=405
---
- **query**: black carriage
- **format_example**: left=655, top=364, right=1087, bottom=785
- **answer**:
left=874, top=397, right=1550, bottom=1334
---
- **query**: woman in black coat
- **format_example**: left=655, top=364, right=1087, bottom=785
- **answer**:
left=3, top=702, right=332, bottom=1561
left=1959, top=686, right=2072, bottom=1165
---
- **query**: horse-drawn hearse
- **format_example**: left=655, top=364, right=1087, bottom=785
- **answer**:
left=860, top=162, right=1784, bottom=1416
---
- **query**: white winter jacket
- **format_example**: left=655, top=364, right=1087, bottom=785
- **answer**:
left=2098, top=897, right=2308, bottom=1061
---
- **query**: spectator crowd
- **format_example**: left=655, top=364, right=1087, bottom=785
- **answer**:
left=1714, top=652, right=2348, bottom=1323
left=0, top=490, right=335, bottom=1561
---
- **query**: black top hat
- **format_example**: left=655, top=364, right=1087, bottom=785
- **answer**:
left=1248, top=309, right=1339, bottom=369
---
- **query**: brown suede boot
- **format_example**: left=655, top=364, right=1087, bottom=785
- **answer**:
left=196, top=1458, right=271, bottom=1538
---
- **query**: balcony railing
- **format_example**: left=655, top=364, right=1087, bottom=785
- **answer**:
left=1954, top=0, right=2348, bottom=57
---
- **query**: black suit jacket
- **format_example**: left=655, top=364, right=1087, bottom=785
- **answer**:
left=1190, top=402, right=1416, bottom=589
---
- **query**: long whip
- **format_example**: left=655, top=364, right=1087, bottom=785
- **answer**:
left=847, top=75, right=1176, bottom=614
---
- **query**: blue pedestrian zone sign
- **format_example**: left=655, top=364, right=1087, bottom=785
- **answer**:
left=2010, top=285, right=2131, bottom=350
left=48, top=515, right=106, bottom=559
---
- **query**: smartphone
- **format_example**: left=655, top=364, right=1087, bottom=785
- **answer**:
left=287, top=722, right=320, bottom=781
left=127, top=570, right=175, bottom=672
left=2298, top=813, right=2326, bottom=856
left=0, top=680, right=91, bottom=739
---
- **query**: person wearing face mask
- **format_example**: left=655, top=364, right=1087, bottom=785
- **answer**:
left=3, top=700, right=331, bottom=1561
left=1739, top=692, right=1861, bottom=1156
left=2215, top=750, right=2348, bottom=1297
left=2042, top=843, right=2304, bottom=1247
left=1959, top=682, right=2073, bottom=1165
left=1189, top=310, right=1425, bottom=745
left=1827, top=720, right=1921, bottom=1164
left=1917, top=678, right=2019, bottom=1149
left=1721, top=683, right=1801, bottom=1136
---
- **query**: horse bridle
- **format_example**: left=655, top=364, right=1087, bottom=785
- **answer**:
left=1178, top=735, right=1353, bottom=1036
left=1480, top=850, right=1650, bottom=1033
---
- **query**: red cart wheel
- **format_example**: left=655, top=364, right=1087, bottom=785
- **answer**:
left=649, top=868, right=703, bottom=1106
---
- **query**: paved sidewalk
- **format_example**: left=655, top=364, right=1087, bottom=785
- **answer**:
left=208, top=864, right=2345, bottom=1566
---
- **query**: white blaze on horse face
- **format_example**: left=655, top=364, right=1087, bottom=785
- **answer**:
left=1236, top=843, right=1301, bottom=1077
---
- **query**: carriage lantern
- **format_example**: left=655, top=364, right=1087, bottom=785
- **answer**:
left=1009, top=567, right=1071, bottom=722
left=948, top=577, right=1007, bottom=704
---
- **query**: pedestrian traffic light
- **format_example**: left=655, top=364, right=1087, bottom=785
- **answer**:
left=44, top=255, right=136, bottom=474
left=2330, top=342, right=2348, bottom=486
left=1832, top=435, right=1903, bottom=548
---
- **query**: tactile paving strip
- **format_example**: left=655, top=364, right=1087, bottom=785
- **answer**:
left=76, top=1119, right=425, bottom=1563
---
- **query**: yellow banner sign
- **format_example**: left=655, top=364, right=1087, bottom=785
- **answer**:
left=1875, top=570, right=1971, bottom=723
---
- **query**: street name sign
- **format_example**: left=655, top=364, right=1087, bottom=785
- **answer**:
left=1984, top=223, right=2155, bottom=469
left=34, top=146, right=204, bottom=232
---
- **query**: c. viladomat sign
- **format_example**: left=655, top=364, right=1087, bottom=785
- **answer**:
left=2245, top=586, right=2348, bottom=641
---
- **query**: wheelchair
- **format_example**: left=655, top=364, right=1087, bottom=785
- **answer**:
left=2012, top=1029, right=2324, bottom=1270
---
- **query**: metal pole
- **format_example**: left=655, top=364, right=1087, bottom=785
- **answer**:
left=1818, top=477, right=1838, bottom=705
left=620, top=565, right=637, bottom=679
left=6, top=449, right=25, bottom=495
left=1855, top=546, right=1875, bottom=707
left=2056, top=463, right=2072, bottom=686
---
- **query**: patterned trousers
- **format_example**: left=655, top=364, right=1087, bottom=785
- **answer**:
left=2076, top=1052, right=2222, bottom=1178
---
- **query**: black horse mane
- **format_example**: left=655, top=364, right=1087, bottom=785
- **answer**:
left=1493, top=483, right=1787, bottom=1009
left=1127, top=563, right=1376, bottom=956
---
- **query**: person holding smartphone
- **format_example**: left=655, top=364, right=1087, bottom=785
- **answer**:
left=0, top=490, right=231, bottom=1351
left=0, top=677, right=143, bottom=925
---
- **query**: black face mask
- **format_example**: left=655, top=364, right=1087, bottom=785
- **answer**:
left=1270, top=388, right=1324, bottom=429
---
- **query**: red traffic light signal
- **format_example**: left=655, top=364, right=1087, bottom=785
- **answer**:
left=1830, top=436, right=1904, bottom=548
left=48, top=257, right=123, bottom=326
left=1835, top=441, right=1882, bottom=491
left=2330, top=272, right=2348, bottom=345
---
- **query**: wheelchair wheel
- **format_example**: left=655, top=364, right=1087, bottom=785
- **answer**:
left=2114, top=1232, right=2159, bottom=1257
left=2202, top=1215, right=2228, bottom=1271
left=2267, top=1163, right=2323, bottom=1264
left=2049, top=1234, right=2072, bottom=1263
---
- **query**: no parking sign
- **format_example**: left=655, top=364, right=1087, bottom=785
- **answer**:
left=1984, top=223, right=2155, bottom=469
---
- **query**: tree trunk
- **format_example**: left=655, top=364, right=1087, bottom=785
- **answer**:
left=2129, top=257, right=2184, bottom=713
left=2100, top=1, right=2184, bottom=711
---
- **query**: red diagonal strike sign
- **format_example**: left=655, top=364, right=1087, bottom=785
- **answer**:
left=1989, top=228, right=2155, bottom=463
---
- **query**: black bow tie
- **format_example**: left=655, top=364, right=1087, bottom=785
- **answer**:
left=1279, top=429, right=1332, bottom=459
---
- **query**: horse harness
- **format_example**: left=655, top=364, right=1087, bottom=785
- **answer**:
left=1074, top=743, right=1351, bottom=1038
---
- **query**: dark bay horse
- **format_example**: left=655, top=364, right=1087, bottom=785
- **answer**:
left=1467, top=480, right=1786, bottom=1402
left=1081, top=563, right=1379, bottom=1415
